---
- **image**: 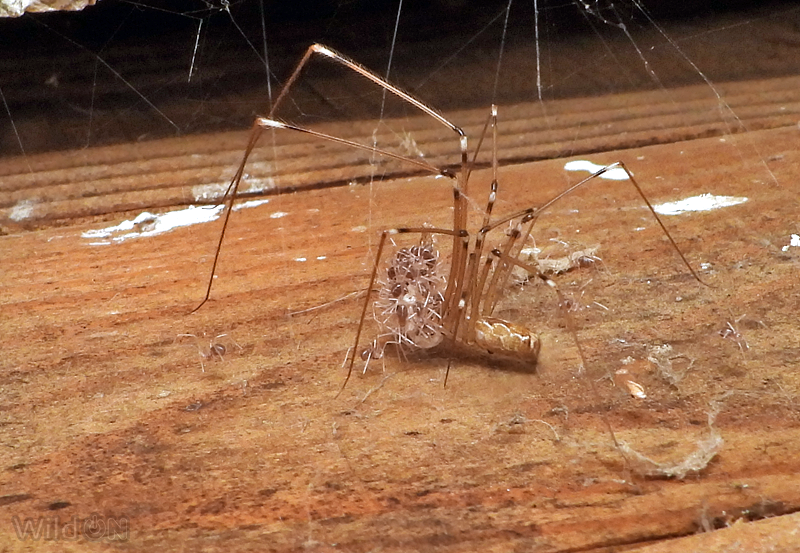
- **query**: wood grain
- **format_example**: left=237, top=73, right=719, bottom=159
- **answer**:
left=1, top=80, right=799, bottom=552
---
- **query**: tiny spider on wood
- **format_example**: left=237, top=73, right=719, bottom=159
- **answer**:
left=192, top=43, right=704, bottom=402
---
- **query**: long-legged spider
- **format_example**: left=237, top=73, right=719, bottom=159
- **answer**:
left=194, top=43, right=703, bottom=401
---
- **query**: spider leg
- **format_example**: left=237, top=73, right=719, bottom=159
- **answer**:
left=480, top=161, right=707, bottom=300
left=194, top=42, right=467, bottom=314
left=489, top=248, right=624, bottom=455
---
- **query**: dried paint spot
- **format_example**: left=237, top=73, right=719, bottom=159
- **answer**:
left=82, top=206, right=224, bottom=244
left=9, top=199, right=35, bottom=221
left=81, top=200, right=270, bottom=245
left=564, top=160, right=629, bottom=180
left=781, top=233, right=800, bottom=252
left=654, top=193, right=748, bottom=215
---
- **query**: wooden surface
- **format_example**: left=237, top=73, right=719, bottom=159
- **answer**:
left=1, top=78, right=800, bottom=552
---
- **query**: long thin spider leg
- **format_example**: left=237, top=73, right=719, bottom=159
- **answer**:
left=466, top=105, right=497, bottom=184
left=257, top=119, right=448, bottom=177
left=270, top=44, right=464, bottom=143
left=267, top=45, right=319, bottom=118
left=192, top=122, right=264, bottom=313
left=194, top=118, right=461, bottom=313
left=442, top=135, right=471, bottom=329
left=463, top=106, right=501, bottom=341
left=461, top=176, right=498, bottom=338
left=449, top=103, right=497, bottom=308
left=466, top=253, right=497, bottom=344
left=338, top=231, right=389, bottom=397
left=190, top=43, right=330, bottom=313
left=308, top=44, right=463, bottom=137
left=462, top=108, right=498, bottom=283
left=482, top=161, right=708, bottom=290
left=483, top=214, right=531, bottom=316
left=489, top=248, right=626, bottom=458
left=194, top=43, right=472, bottom=313
left=605, top=162, right=705, bottom=286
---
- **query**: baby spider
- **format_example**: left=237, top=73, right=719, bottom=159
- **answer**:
left=719, top=313, right=763, bottom=355
left=192, top=43, right=704, bottom=398
left=177, top=332, right=240, bottom=372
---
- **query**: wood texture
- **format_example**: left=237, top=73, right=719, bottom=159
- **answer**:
left=3, top=74, right=800, bottom=227
left=1, top=79, right=799, bottom=552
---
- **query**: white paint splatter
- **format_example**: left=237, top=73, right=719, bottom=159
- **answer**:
left=9, top=199, right=36, bottom=221
left=82, top=206, right=223, bottom=244
left=81, top=199, right=270, bottom=245
left=564, top=163, right=750, bottom=218
left=782, top=234, right=800, bottom=252
left=295, top=257, right=307, bottom=262
left=654, top=194, right=748, bottom=216
left=235, top=199, right=270, bottom=210
left=564, top=160, right=629, bottom=180
left=270, top=211, right=288, bottom=219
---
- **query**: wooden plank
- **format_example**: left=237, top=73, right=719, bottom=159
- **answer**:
left=0, top=90, right=799, bottom=551
left=2, top=75, right=800, bottom=227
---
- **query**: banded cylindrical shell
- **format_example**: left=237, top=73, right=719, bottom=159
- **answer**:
left=474, top=317, right=540, bottom=364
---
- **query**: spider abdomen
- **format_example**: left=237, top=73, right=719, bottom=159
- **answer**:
left=474, top=317, right=540, bottom=364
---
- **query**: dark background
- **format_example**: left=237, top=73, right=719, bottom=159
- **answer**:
left=1, top=0, right=799, bottom=156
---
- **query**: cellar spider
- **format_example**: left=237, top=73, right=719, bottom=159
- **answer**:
left=193, top=43, right=703, bottom=399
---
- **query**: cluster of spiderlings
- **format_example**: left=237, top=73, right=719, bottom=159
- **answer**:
left=373, top=240, right=447, bottom=354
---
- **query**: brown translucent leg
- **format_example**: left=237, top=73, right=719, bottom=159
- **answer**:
left=489, top=248, right=625, bottom=458
left=195, top=42, right=468, bottom=313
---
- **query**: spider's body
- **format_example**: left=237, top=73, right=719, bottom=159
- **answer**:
left=195, top=43, right=701, bottom=394
left=371, top=237, right=541, bottom=367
